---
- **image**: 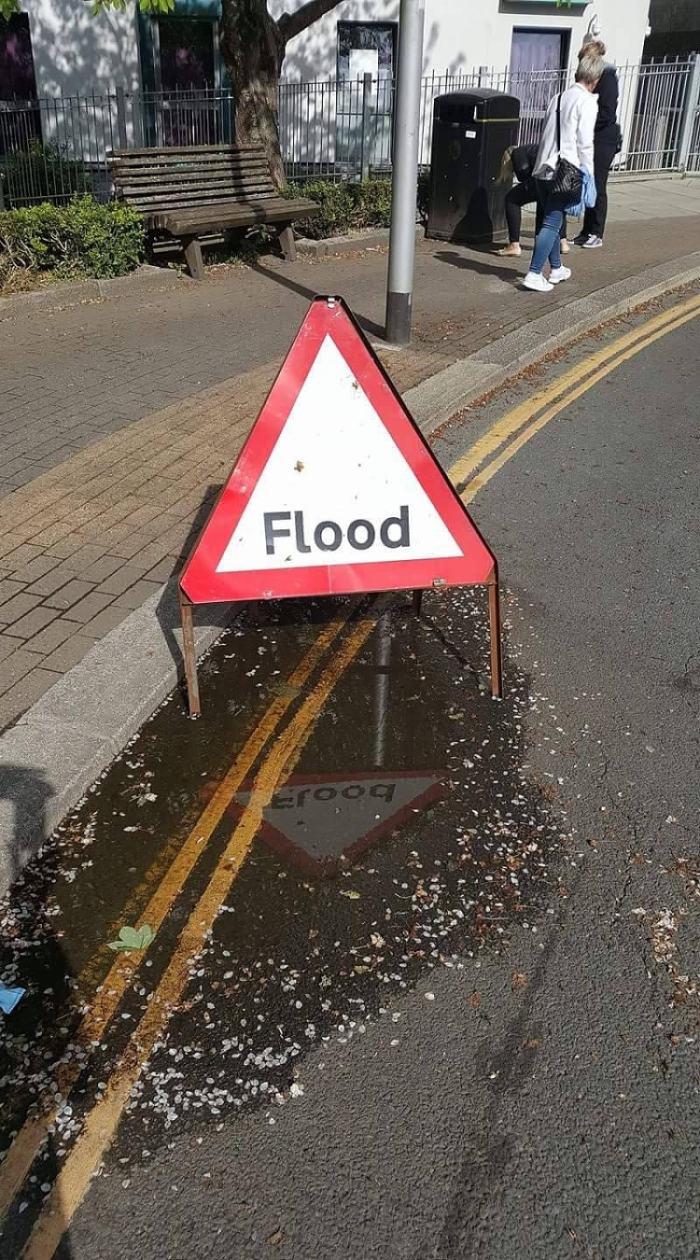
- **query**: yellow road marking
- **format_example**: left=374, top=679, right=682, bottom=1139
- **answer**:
left=12, top=291, right=700, bottom=1255
left=449, top=290, right=700, bottom=490
left=0, top=611, right=349, bottom=1220
left=461, top=300, right=700, bottom=504
left=20, top=603, right=384, bottom=1260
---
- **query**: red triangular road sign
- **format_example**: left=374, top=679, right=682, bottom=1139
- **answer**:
left=236, top=770, right=444, bottom=878
left=180, top=296, right=495, bottom=604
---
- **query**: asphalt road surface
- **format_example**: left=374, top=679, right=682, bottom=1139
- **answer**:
left=1, top=297, right=699, bottom=1260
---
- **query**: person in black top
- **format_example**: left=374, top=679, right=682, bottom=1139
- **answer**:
left=496, top=143, right=568, bottom=257
left=575, top=38, right=620, bottom=247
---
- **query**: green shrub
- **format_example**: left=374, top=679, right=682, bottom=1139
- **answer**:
left=287, top=177, right=394, bottom=240
left=0, top=197, right=145, bottom=289
left=3, top=141, right=92, bottom=208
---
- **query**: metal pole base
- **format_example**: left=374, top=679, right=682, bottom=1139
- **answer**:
left=385, top=291, right=413, bottom=346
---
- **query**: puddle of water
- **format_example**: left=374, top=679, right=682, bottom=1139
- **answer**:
left=115, top=592, right=567, bottom=1148
left=0, top=586, right=571, bottom=1241
left=0, top=600, right=346, bottom=1144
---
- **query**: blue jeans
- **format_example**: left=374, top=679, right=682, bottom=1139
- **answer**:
left=530, top=187, right=570, bottom=274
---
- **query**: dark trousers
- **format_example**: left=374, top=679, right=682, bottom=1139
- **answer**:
left=582, top=140, right=617, bottom=238
left=505, top=180, right=566, bottom=244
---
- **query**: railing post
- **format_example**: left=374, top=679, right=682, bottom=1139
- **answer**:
left=0, top=172, right=5, bottom=212
left=360, top=72, right=373, bottom=181
left=677, top=53, right=700, bottom=171
left=115, top=85, right=128, bottom=150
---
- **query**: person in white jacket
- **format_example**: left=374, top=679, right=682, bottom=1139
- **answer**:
left=522, top=51, right=603, bottom=293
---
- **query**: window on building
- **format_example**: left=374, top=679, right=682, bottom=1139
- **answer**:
left=0, top=13, right=38, bottom=100
left=336, top=22, right=397, bottom=170
left=337, top=21, right=397, bottom=81
left=153, top=17, right=224, bottom=146
left=510, top=27, right=570, bottom=116
left=157, top=17, right=216, bottom=93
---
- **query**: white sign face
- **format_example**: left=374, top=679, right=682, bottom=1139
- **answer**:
left=180, top=297, right=496, bottom=607
left=238, top=773, right=442, bottom=863
left=215, top=336, right=462, bottom=575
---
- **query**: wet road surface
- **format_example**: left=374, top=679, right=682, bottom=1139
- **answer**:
left=1, top=291, right=699, bottom=1259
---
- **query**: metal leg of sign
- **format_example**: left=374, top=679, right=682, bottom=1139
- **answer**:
left=179, top=590, right=201, bottom=719
left=413, top=588, right=423, bottom=618
left=487, top=571, right=504, bottom=701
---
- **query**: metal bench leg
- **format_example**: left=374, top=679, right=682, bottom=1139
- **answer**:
left=279, top=225, right=297, bottom=263
left=183, top=235, right=205, bottom=281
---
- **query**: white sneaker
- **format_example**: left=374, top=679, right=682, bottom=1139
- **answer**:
left=522, top=271, right=554, bottom=292
left=549, top=265, right=572, bottom=284
left=582, top=235, right=603, bottom=248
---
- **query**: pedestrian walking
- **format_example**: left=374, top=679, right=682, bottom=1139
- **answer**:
left=575, top=37, right=620, bottom=248
left=496, top=144, right=569, bottom=258
left=522, top=50, right=603, bottom=293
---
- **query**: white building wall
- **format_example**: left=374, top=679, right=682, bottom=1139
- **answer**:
left=29, top=0, right=141, bottom=98
left=270, top=0, right=399, bottom=80
left=422, top=0, right=650, bottom=76
left=22, top=0, right=652, bottom=99
left=274, top=0, right=650, bottom=80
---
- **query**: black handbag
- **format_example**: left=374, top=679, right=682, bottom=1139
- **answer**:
left=551, top=93, right=584, bottom=199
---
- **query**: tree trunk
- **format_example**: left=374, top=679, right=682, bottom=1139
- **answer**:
left=221, top=0, right=286, bottom=187
left=219, top=0, right=346, bottom=189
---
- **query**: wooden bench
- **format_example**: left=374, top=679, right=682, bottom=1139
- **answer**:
left=108, top=144, right=319, bottom=280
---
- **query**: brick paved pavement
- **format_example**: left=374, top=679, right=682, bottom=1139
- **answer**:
left=0, top=181, right=698, bottom=734
left=2, top=184, right=699, bottom=497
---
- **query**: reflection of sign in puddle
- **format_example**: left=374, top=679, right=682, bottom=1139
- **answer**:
left=238, top=772, right=444, bottom=877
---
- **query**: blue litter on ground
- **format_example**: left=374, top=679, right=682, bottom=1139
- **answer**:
left=0, top=983, right=26, bottom=1015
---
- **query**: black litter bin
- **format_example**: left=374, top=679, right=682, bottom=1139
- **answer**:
left=426, top=89, right=520, bottom=245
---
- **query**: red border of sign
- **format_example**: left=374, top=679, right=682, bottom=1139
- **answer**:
left=231, top=769, right=444, bottom=879
left=180, top=297, right=495, bottom=604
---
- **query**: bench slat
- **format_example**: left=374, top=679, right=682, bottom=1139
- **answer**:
left=112, top=161, right=272, bottom=183
left=111, top=155, right=270, bottom=174
left=122, top=183, right=277, bottom=206
left=110, top=144, right=264, bottom=158
left=156, top=199, right=319, bottom=232
left=111, top=154, right=267, bottom=172
left=116, top=176, right=276, bottom=197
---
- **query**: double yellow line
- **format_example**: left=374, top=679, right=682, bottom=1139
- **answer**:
left=0, top=613, right=348, bottom=1219
left=450, top=290, right=700, bottom=502
left=7, top=290, right=700, bottom=1258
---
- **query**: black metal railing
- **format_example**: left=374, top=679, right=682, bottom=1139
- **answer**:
left=1, top=59, right=698, bottom=211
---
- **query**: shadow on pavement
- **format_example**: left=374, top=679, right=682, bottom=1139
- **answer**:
left=250, top=259, right=386, bottom=340
left=433, top=250, right=524, bottom=283
left=154, top=482, right=221, bottom=701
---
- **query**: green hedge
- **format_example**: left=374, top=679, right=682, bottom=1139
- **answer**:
left=287, top=178, right=393, bottom=240
left=0, top=197, right=145, bottom=290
